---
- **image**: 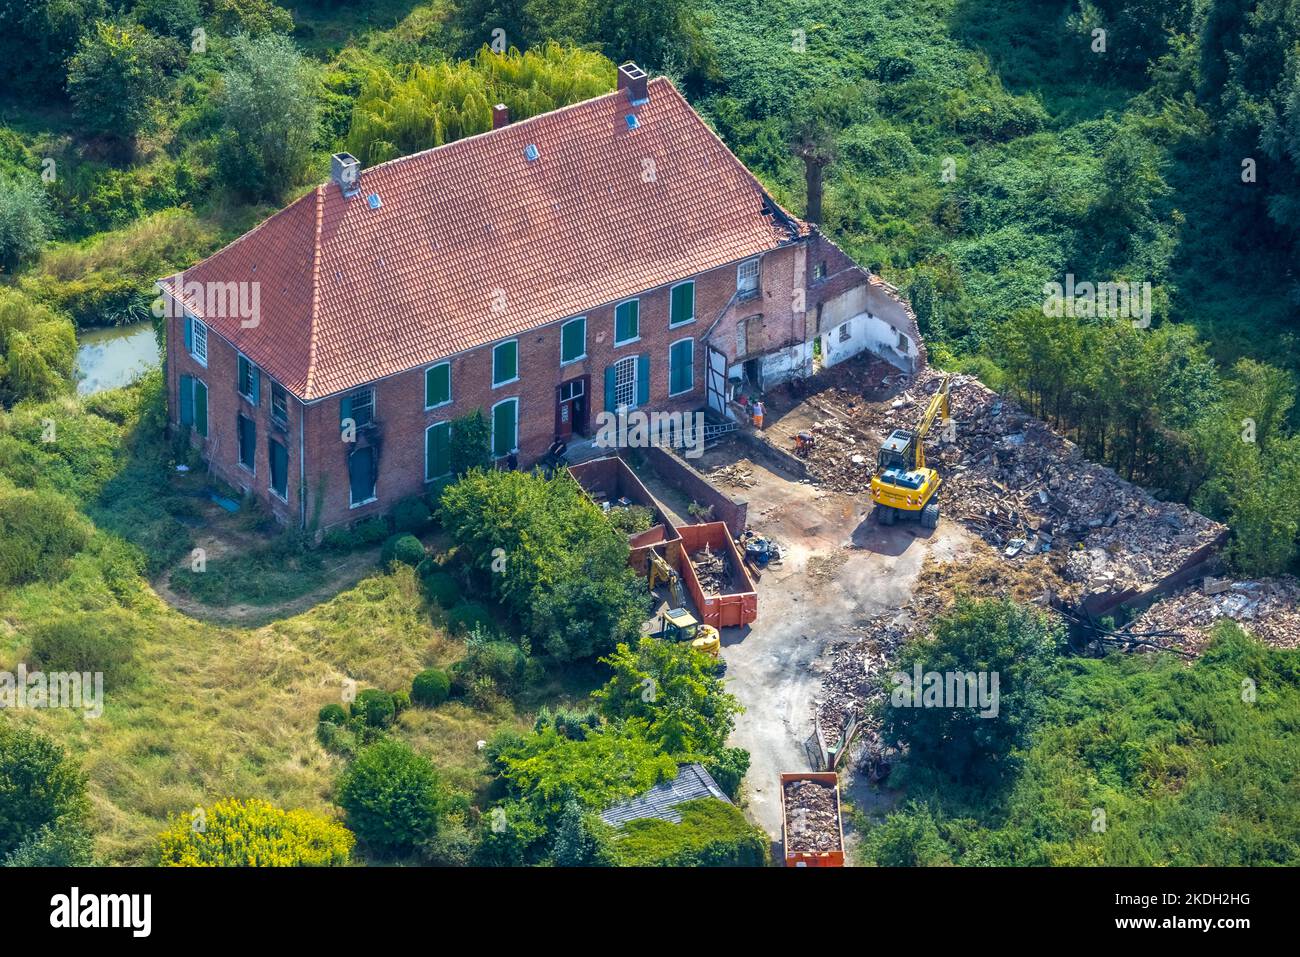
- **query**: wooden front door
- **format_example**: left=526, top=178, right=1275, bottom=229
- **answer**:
left=556, top=376, right=587, bottom=439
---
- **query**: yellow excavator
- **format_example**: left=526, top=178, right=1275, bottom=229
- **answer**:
left=870, top=373, right=952, bottom=530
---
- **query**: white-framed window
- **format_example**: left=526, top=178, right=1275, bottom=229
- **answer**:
left=425, top=361, right=451, bottom=409
left=189, top=317, right=208, bottom=366
left=737, top=258, right=760, bottom=296
left=491, top=397, right=519, bottom=458
left=237, top=353, right=258, bottom=404
left=614, top=299, right=640, bottom=346
left=669, top=280, right=695, bottom=327
left=668, top=337, right=694, bottom=396
left=341, top=387, right=375, bottom=428
left=560, top=316, right=587, bottom=365
left=613, top=355, right=638, bottom=410
left=493, top=340, right=519, bottom=387
left=839, top=322, right=852, bottom=343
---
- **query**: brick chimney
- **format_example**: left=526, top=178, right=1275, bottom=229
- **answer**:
left=330, top=152, right=360, bottom=197
left=492, top=104, right=510, bottom=129
left=617, top=63, right=649, bottom=104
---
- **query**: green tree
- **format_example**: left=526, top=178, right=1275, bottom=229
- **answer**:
left=879, top=598, right=1063, bottom=786
left=595, top=636, right=741, bottom=755
left=440, top=469, right=648, bottom=660
left=337, top=740, right=446, bottom=858
left=66, top=20, right=171, bottom=150
left=0, top=724, right=90, bottom=860
left=449, top=410, right=491, bottom=475
left=216, top=33, right=318, bottom=202
left=0, top=0, right=108, bottom=97
left=0, top=178, right=53, bottom=274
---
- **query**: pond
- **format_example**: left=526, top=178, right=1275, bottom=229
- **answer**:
left=76, top=321, right=160, bottom=395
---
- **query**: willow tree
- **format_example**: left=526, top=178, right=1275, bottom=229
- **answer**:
left=346, top=43, right=616, bottom=167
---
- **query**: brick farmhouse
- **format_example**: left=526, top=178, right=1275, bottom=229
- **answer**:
left=160, top=64, right=924, bottom=531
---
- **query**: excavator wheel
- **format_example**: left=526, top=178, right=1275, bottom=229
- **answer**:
left=877, top=505, right=896, bottom=526
left=920, top=501, right=940, bottom=529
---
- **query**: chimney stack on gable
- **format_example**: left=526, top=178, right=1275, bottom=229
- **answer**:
left=492, top=104, right=510, bottom=129
left=617, top=63, right=649, bottom=105
left=330, top=152, right=361, bottom=197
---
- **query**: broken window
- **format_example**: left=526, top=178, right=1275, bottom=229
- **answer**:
left=237, top=413, right=256, bottom=471
left=341, top=388, right=374, bottom=428
left=237, top=354, right=259, bottom=404
left=271, top=382, right=288, bottom=428
left=349, top=446, right=376, bottom=505
left=269, top=439, right=288, bottom=499
left=737, top=258, right=760, bottom=296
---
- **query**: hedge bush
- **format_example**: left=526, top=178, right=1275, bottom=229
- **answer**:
left=420, top=571, right=460, bottom=609
left=381, top=533, right=424, bottom=569
left=317, top=703, right=347, bottom=725
left=446, top=600, right=493, bottom=636
left=337, top=740, right=446, bottom=858
left=392, top=497, right=432, bottom=534
left=351, top=689, right=397, bottom=729
left=411, top=668, right=451, bottom=707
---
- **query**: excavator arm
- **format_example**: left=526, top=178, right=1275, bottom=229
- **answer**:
left=912, top=374, right=952, bottom=471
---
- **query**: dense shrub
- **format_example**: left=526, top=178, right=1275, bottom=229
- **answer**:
left=446, top=600, right=493, bottom=637
left=0, top=725, right=89, bottom=860
left=0, top=486, right=92, bottom=588
left=337, top=740, right=446, bottom=858
left=157, top=798, right=353, bottom=866
left=317, top=703, right=347, bottom=725
left=0, top=175, right=52, bottom=272
left=391, top=497, right=432, bottom=534
left=420, top=571, right=460, bottom=609
left=351, top=688, right=397, bottom=729
left=26, top=608, right=141, bottom=689
left=380, top=533, right=424, bottom=569
left=411, top=668, right=451, bottom=707
left=0, top=288, right=76, bottom=405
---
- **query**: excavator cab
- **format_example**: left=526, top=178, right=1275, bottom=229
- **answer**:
left=870, top=377, right=951, bottom=530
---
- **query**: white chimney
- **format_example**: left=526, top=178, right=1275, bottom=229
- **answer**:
left=330, top=153, right=361, bottom=198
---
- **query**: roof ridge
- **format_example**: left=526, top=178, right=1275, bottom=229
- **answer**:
left=303, top=186, right=325, bottom=398
left=353, top=79, right=636, bottom=179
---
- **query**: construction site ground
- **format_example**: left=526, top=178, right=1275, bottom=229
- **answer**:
left=652, top=352, right=1300, bottom=861
left=681, top=439, right=978, bottom=851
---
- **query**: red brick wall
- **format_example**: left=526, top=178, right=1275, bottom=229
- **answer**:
left=166, top=311, right=304, bottom=527
left=169, top=244, right=813, bottom=531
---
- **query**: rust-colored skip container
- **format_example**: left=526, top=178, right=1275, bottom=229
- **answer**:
left=673, top=522, right=758, bottom=629
left=780, top=772, right=845, bottom=867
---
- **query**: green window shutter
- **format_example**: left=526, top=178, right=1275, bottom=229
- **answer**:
left=179, top=374, right=194, bottom=426
left=251, top=368, right=260, bottom=406
left=493, top=341, right=517, bottom=385
left=184, top=316, right=192, bottom=352
left=604, top=365, right=617, bottom=412
left=637, top=353, right=650, bottom=406
left=270, top=440, right=288, bottom=496
left=349, top=447, right=375, bottom=504
left=340, top=395, right=352, bottom=426
left=670, top=282, right=695, bottom=326
left=237, top=355, right=246, bottom=392
left=561, top=318, right=585, bottom=363
left=616, top=301, right=639, bottom=343
left=194, top=381, right=208, bottom=437
left=426, top=422, right=451, bottom=479
left=670, top=340, right=694, bottom=394
left=425, top=363, right=450, bottom=407
left=492, top=400, right=516, bottom=457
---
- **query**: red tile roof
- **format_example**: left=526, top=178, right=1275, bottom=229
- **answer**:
left=162, top=78, right=806, bottom=400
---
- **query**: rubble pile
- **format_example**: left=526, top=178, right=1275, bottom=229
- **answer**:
left=1127, top=577, right=1300, bottom=653
left=783, top=779, right=840, bottom=853
left=815, top=543, right=1070, bottom=754
left=784, top=361, right=1226, bottom=596
left=690, top=544, right=733, bottom=595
